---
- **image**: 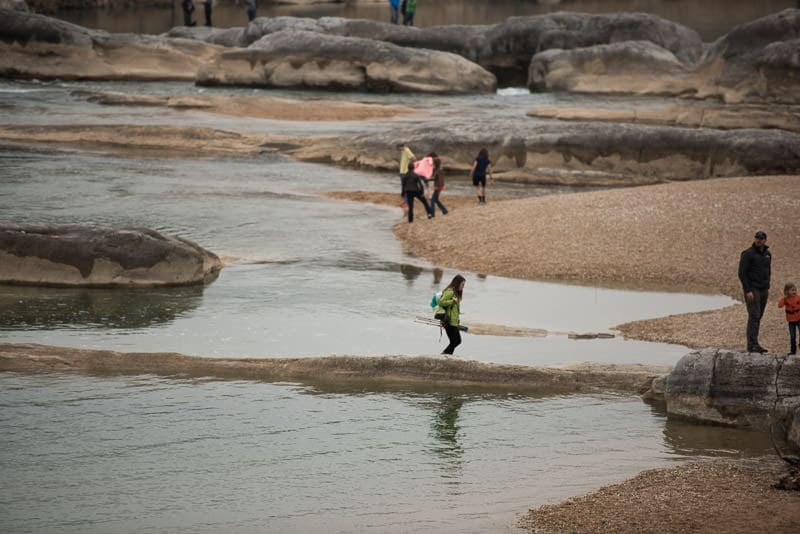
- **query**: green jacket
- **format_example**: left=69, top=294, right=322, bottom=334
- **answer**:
left=436, top=288, right=460, bottom=326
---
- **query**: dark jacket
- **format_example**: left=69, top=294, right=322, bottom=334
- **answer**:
left=401, top=171, right=423, bottom=193
left=738, top=243, right=771, bottom=292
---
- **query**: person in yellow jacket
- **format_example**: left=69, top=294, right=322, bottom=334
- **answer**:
left=435, top=274, right=465, bottom=355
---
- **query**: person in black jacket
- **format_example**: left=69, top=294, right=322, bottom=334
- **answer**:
left=401, top=168, right=432, bottom=223
left=738, top=230, right=772, bottom=353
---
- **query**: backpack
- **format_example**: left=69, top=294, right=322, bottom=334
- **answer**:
left=431, top=290, right=449, bottom=324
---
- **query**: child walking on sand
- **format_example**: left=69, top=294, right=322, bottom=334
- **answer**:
left=778, top=282, right=800, bottom=355
left=429, top=153, right=448, bottom=217
left=469, top=148, right=493, bottom=204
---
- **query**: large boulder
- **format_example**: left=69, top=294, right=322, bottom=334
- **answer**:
left=238, top=13, right=702, bottom=87
left=0, top=10, right=225, bottom=80
left=692, top=8, right=800, bottom=103
left=528, top=9, right=800, bottom=103
left=528, top=40, right=692, bottom=94
left=197, top=29, right=497, bottom=93
left=0, top=224, right=222, bottom=286
left=643, top=349, right=800, bottom=449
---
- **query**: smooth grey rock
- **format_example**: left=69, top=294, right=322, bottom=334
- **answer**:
left=294, top=120, right=800, bottom=183
left=0, top=224, right=222, bottom=287
left=237, top=12, right=702, bottom=87
left=197, top=29, right=497, bottom=93
left=0, top=10, right=226, bottom=81
left=644, top=348, right=800, bottom=449
left=0, top=9, right=93, bottom=46
left=528, top=40, right=689, bottom=92
left=694, top=9, right=800, bottom=103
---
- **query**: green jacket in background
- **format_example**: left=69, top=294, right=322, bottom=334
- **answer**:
left=436, top=287, right=460, bottom=326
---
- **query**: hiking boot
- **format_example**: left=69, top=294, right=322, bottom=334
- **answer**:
left=754, top=346, right=769, bottom=354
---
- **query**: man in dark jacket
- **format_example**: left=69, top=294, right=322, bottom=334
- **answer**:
left=738, top=230, right=771, bottom=353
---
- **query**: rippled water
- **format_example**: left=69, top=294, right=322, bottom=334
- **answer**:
left=0, top=79, right=758, bottom=532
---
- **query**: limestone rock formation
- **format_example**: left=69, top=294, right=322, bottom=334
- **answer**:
left=197, top=29, right=497, bottom=93
left=642, top=349, right=800, bottom=449
left=527, top=8, right=800, bottom=102
left=692, top=8, right=800, bottom=103
left=0, top=224, right=222, bottom=286
left=0, top=9, right=225, bottom=80
left=528, top=40, right=692, bottom=94
left=238, top=12, right=702, bottom=87
left=288, top=120, right=800, bottom=184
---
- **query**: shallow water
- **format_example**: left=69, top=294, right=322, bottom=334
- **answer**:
left=0, top=78, right=754, bottom=532
left=0, top=372, right=772, bottom=534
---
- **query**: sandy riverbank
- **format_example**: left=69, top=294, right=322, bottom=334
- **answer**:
left=331, top=174, right=800, bottom=353
left=328, top=174, right=800, bottom=532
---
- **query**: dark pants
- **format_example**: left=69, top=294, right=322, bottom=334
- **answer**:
left=182, top=4, right=195, bottom=25
left=204, top=3, right=212, bottom=26
left=390, top=6, right=399, bottom=23
left=745, top=288, right=769, bottom=351
left=403, top=11, right=415, bottom=26
left=442, top=324, right=461, bottom=355
left=431, top=189, right=448, bottom=216
left=788, top=321, right=799, bottom=354
left=247, top=6, right=256, bottom=21
left=404, top=191, right=431, bottom=223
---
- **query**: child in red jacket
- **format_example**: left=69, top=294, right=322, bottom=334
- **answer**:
left=778, top=282, right=800, bottom=355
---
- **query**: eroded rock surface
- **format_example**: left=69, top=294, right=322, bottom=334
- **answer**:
left=643, top=349, right=800, bottom=449
left=0, top=10, right=225, bottom=80
left=528, top=9, right=800, bottom=103
left=0, top=224, right=222, bottom=286
left=288, top=120, right=800, bottom=184
left=239, top=12, right=702, bottom=87
left=197, top=29, right=497, bottom=93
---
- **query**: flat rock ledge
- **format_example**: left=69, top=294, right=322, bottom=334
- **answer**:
left=0, top=343, right=667, bottom=396
left=0, top=224, right=222, bottom=286
left=642, top=348, right=800, bottom=450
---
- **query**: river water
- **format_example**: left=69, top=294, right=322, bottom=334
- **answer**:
left=0, top=72, right=766, bottom=532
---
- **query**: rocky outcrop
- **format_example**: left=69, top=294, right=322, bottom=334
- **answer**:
left=0, top=342, right=670, bottom=395
left=238, top=12, right=702, bottom=87
left=642, top=349, right=800, bottom=450
left=691, top=9, right=800, bottom=103
left=197, top=29, right=497, bottom=93
left=0, top=224, right=222, bottom=286
left=528, top=40, right=693, bottom=95
left=528, top=9, right=800, bottom=103
left=0, top=10, right=225, bottom=80
left=288, top=120, right=800, bottom=184
left=526, top=103, right=800, bottom=133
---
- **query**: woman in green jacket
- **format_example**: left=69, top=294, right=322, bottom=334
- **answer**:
left=437, top=274, right=465, bottom=355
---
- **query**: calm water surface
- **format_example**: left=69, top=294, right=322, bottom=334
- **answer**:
left=0, top=78, right=757, bottom=533
left=0, top=372, right=772, bottom=533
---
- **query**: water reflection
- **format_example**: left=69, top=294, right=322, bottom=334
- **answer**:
left=0, top=285, right=204, bottom=329
left=647, top=402, right=773, bottom=456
